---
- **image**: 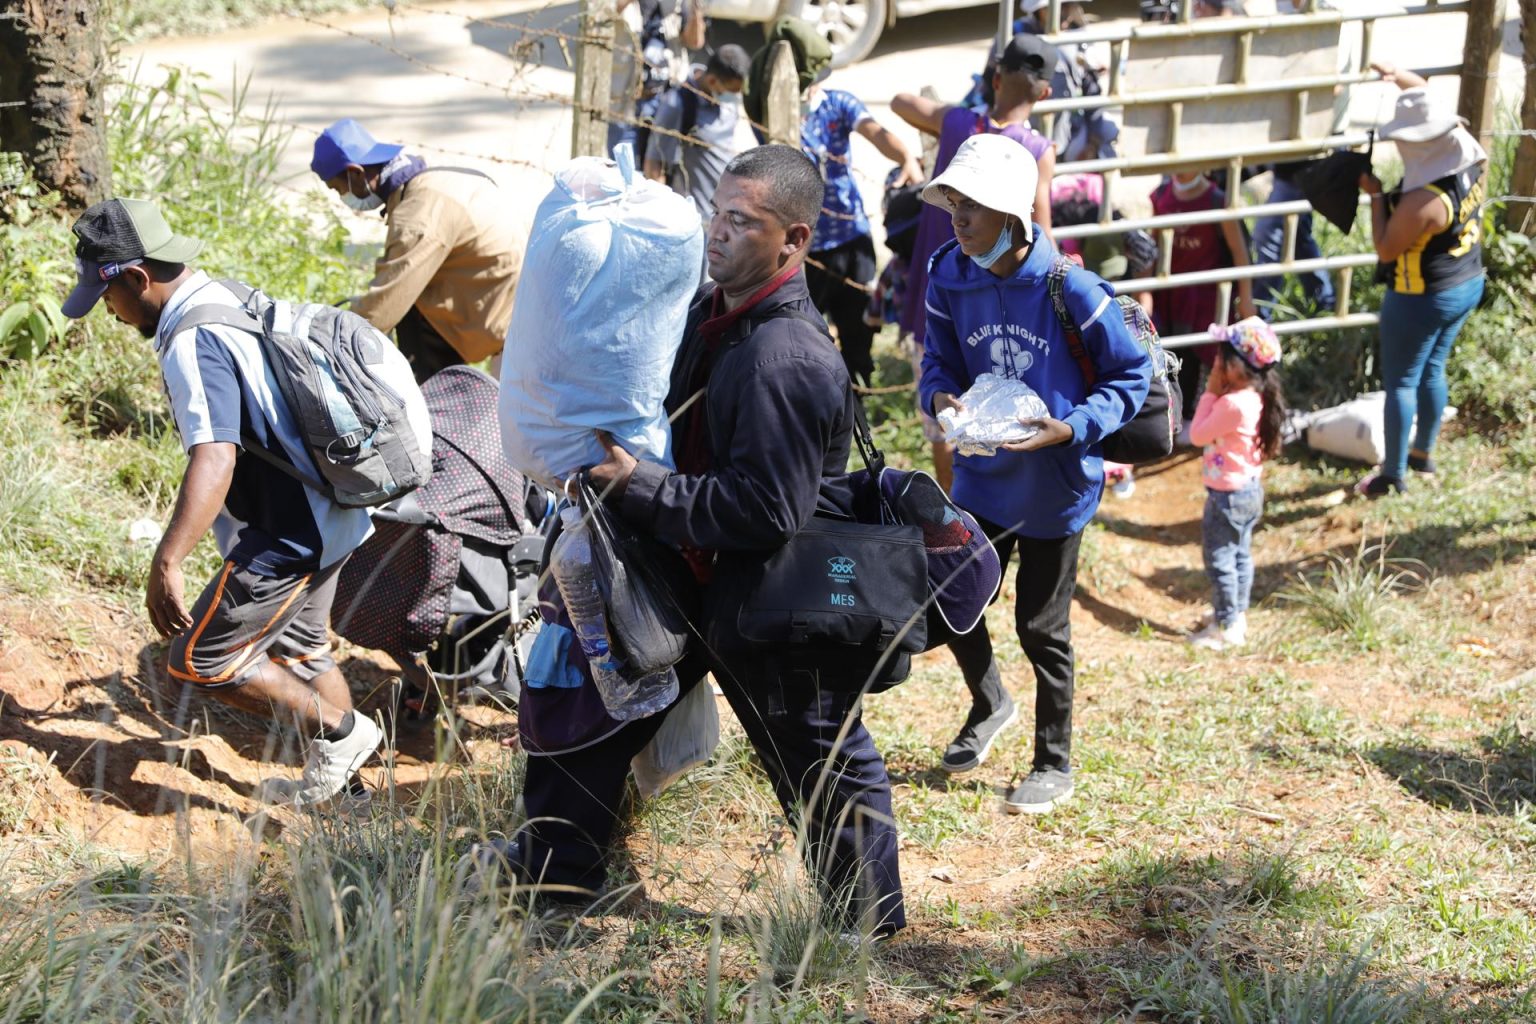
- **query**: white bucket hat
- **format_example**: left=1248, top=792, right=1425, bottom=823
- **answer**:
left=1378, top=88, right=1486, bottom=193
left=1378, top=87, right=1463, bottom=143
left=921, top=133, right=1039, bottom=241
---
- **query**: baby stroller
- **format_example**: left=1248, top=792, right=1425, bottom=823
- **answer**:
left=331, top=366, right=551, bottom=717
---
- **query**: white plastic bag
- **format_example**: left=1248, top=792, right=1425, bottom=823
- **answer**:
left=498, top=145, right=705, bottom=490
left=1302, top=392, right=1457, bottom=466
left=1305, top=392, right=1387, bottom=465
left=630, top=678, right=720, bottom=799
left=937, top=373, right=1051, bottom=456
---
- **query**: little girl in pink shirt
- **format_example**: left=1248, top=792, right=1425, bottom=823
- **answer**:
left=1186, top=318, right=1287, bottom=651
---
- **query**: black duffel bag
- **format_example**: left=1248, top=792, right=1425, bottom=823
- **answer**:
left=707, top=392, right=929, bottom=694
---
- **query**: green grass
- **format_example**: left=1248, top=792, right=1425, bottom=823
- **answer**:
left=1275, top=540, right=1428, bottom=651
left=4, top=30, right=1536, bottom=1024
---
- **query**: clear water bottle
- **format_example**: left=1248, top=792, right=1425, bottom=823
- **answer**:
left=549, top=507, right=678, bottom=721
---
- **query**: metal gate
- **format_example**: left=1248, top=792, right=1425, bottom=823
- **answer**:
left=1015, top=0, right=1497, bottom=349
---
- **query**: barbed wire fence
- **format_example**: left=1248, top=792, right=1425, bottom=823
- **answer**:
left=13, top=0, right=1534, bottom=372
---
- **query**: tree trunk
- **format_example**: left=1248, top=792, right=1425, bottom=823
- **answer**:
left=0, top=0, right=112, bottom=212
left=1512, top=0, right=1536, bottom=232
left=1457, top=0, right=1504, bottom=149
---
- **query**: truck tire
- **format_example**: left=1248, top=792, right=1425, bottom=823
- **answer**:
left=781, top=0, right=887, bottom=67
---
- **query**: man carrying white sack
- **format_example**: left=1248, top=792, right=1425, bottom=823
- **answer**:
left=488, top=145, right=906, bottom=940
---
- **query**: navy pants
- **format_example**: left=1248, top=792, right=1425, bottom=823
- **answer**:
left=934, top=517, right=1083, bottom=774
left=517, top=652, right=906, bottom=935
left=1253, top=175, right=1336, bottom=313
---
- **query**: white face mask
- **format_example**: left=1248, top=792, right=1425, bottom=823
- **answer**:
left=342, top=190, right=383, bottom=212
left=1171, top=175, right=1207, bottom=197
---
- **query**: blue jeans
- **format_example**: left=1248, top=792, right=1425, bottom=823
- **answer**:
left=1203, top=479, right=1264, bottom=628
left=1377, top=275, right=1485, bottom=479
left=1253, top=176, right=1335, bottom=313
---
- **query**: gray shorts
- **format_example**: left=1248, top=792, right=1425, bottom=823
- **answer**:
left=167, top=558, right=346, bottom=688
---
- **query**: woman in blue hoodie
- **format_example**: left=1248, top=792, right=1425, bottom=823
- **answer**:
left=919, top=133, right=1150, bottom=813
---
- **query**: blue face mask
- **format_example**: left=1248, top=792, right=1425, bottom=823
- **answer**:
left=971, top=220, right=1015, bottom=270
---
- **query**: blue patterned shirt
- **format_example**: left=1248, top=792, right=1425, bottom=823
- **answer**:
left=800, top=88, right=872, bottom=251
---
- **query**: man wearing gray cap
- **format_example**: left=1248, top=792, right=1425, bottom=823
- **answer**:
left=62, top=197, right=383, bottom=809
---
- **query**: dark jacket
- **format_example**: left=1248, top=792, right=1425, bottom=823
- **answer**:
left=620, top=268, right=856, bottom=554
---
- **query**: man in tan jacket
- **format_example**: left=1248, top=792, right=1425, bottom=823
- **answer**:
left=313, top=119, right=522, bottom=382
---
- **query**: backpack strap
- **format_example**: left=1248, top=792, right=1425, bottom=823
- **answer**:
left=1046, top=253, right=1100, bottom=389
left=679, top=85, right=701, bottom=139
left=168, top=292, right=330, bottom=496
left=171, top=304, right=261, bottom=337
left=413, top=166, right=495, bottom=183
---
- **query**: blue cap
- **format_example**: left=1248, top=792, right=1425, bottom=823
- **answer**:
left=311, top=119, right=403, bottom=181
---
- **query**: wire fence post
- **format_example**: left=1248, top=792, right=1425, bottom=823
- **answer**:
left=571, top=0, right=615, bottom=158
left=1457, top=0, right=1503, bottom=148
left=1510, top=0, right=1536, bottom=230
left=763, top=40, right=799, bottom=147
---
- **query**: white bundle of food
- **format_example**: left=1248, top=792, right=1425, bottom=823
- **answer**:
left=938, top=373, right=1050, bottom=456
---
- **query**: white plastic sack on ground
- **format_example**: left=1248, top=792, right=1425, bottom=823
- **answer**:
left=1303, top=393, right=1458, bottom=466
left=498, top=145, right=705, bottom=490
left=1305, top=392, right=1388, bottom=464
left=630, top=677, right=720, bottom=799
left=937, top=373, right=1050, bottom=456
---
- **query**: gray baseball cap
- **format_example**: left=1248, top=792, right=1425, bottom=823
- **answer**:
left=63, top=198, right=204, bottom=318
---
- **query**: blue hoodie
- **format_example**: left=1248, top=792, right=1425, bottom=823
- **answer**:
left=919, top=234, right=1151, bottom=538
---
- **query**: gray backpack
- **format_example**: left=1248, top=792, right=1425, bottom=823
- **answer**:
left=177, top=280, right=433, bottom=508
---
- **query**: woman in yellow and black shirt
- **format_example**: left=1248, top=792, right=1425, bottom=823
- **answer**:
left=1356, top=62, right=1487, bottom=498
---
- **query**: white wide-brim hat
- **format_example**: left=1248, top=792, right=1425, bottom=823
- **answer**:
left=1378, top=87, right=1464, bottom=143
left=921, top=133, right=1039, bottom=240
left=1396, top=128, right=1487, bottom=193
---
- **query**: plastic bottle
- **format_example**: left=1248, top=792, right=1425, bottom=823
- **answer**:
left=549, top=506, right=678, bottom=720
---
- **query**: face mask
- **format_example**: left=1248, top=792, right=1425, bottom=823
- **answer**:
left=717, top=91, right=742, bottom=105
left=971, top=221, right=1015, bottom=269
left=342, top=189, right=383, bottom=212
left=1171, top=175, right=1207, bottom=197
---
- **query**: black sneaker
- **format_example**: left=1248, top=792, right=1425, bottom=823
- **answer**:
left=1407, top=451, right=1436, bottom=475
left=469, top=837, right=525, bottom=892
left=1354, top=472, right=1405, bottom=499
left=1004, top=768, right=1074, bottom=814
left=941, top=695, right=1018, bottom=774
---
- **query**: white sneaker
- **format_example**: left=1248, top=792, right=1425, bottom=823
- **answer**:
left=1187, top=615, right=1246, bottom=651
left=1110, top=475, right=1136, bottom=499
left=292, top=714, right=384, bottom=808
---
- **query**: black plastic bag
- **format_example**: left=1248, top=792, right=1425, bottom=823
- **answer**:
left=577, top=478, right=699, bottom=679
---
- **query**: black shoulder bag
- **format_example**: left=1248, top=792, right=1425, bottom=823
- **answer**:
left=706, top=309, right=930, bottom=693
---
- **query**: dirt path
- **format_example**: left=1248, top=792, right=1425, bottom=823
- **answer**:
left=3, top=452, right=1522, bottom=869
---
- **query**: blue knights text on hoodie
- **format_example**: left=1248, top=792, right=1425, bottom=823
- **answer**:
left=919, top=234, right=1151, bottom=538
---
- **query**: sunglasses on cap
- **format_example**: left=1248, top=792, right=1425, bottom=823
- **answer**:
left=91, top=258, right=144, bottom=281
